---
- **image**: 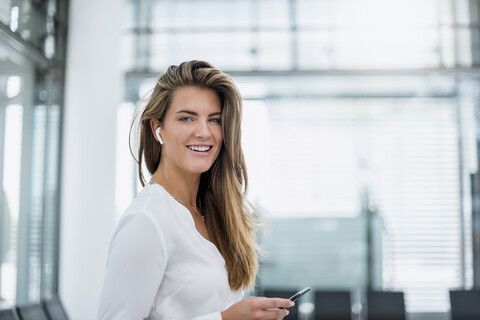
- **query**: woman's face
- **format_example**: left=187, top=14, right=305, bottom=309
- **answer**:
left=158, top=86, right=223, bottom=176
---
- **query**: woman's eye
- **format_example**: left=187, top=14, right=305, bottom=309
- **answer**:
left=210, top=118, right=221, bottom=124
left=179, top=117, right=192, bottom=122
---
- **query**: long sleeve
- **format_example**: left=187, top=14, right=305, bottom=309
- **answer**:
left=97, top=212, right=168, bottom=320
left=192, top=312, right=222, bottom=320
left=97, top=184, right=237, bottom=319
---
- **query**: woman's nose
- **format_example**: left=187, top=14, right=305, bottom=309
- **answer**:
left=194, top=119, right=212, bottom=139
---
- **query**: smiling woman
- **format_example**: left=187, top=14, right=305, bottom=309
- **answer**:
left=97, top=60, right=294, bottom=320
left=149, top=86, right=224, bottom=178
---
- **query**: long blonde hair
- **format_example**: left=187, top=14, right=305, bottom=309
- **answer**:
left=131, top=60, right=260, bottom=290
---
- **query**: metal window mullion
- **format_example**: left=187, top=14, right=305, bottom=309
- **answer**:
left=452, top=0, right=459, bottom=66
left=40, top=74, right=50, bottom=300
left=0, top=92, right=6, bottom=298
left=455, top=77, right=467, bottom=288
left=289, top=0, right=298, bottom=70
left=145, top=0, right=153, bottom=70
left=474, top=74, right=480, bottom=289
left=437, top=0, right=444, bottom=67
left=15, top=71, right=35, bottom=304
left=135, top=0, right=152, bottom=71
left=49, top=71, right=64, bottom=294
left=51, top=0, right=68, bottom=296
left=249, top=0, right=259, bottom=70
left=40, top=72, right=61, bottom=299
left=468, top=0, right=480, bottom=65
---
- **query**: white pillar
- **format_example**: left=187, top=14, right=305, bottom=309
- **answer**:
left=60, top=0, right=122, bottom=318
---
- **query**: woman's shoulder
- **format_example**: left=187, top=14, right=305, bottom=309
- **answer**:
left=112, top=183, right=174, bottom=249
left=122, top=182, right=159, bottom=209
left=121, top=182, right=177, bottom=226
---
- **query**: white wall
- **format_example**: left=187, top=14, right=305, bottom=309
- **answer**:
left=60, top=0, right=123, bottom=319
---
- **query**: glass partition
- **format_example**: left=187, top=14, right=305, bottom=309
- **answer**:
left=0, top=0, right=67, bottom=307
left=120, top=0, right=480, bottom=318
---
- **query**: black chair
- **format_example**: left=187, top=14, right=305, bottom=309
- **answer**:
left=16, top=304, right=49, bottom=320
left=42, top=296, right=69, bottom=320
left=450, top=290, right=480, bottom=320
left=263, top=288, right=300, bottom=319
left=366, top=291, right=405, bottom=320
left=314, top=290, right=352, bottom=320
left=0, top=309, right=19, bottom=320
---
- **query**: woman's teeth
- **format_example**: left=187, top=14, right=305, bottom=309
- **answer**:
left=188, top=146, right=211, bottom=152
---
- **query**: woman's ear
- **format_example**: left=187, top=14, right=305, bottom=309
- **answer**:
left=150, top=119, right=163, bottom=144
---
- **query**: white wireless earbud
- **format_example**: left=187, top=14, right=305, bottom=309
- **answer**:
left=155, top=127, right=164, bottom=145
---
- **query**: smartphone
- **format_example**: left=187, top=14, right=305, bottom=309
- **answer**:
left=289, top=287, right=311, bottom=303
left=278, top=287, right=311, bottom=309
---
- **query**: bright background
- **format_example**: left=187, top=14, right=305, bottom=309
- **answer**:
left=2, top=1, right=480, bottom=320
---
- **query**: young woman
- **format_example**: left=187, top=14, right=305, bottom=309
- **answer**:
left=97, top=60, right=293, bottom=319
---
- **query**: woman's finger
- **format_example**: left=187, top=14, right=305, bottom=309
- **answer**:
left=259, top=297, right=295, bottom=310
left=261, top=307, right=289, bottom=319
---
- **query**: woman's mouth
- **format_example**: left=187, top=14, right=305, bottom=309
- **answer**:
left=187, top=145, right=212, bottom=152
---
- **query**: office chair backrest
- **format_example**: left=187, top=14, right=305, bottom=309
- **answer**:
left=16, top=304, right=49, bottom=320
left=366, top=291, right=405, bottom=320
left=263, top=288, right=300, bottom=320
left=43, top=296, right=69, bottom=320
left=450, top=290, right=480, bottom=320
left=315, top=290, right=352, bottom=320
left=0, top=309, right=19, bottom=320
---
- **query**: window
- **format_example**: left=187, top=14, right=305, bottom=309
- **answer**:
left=120, top=1, right=480, bottom=318
left=0, top=0, right=67, bottom=307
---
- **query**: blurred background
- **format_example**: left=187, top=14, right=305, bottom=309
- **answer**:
left=2, top=0, right=480, bottom=319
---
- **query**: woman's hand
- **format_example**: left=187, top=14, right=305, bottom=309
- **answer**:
left=221, top=296, right=294, bottom=320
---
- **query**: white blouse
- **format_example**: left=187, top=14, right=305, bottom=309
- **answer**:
left=97, top=183, right=242, bottom=320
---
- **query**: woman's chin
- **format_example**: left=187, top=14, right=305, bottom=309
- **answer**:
left=188, top=164, right=214, bottom=175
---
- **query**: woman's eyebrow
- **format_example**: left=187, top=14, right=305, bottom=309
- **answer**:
left=175, top=110, right=197, bottom=115
left=175, top=110, right=221, bottom=117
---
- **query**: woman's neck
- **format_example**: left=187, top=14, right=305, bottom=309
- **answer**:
left=151, top=162, right=201, bottom=206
